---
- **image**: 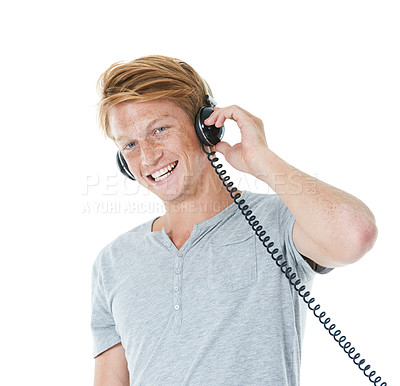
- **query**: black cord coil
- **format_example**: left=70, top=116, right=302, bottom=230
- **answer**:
left=202, top=143, right=387, bottom=386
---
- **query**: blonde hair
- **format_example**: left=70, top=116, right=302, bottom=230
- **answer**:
left=97, top=55, right=213, bottom=139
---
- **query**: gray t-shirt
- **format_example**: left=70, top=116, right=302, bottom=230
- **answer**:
left=91, top=190, right=330, bottom=385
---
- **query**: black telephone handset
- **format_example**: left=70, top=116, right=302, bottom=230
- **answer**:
left=116, top=104, right=386, bottom=385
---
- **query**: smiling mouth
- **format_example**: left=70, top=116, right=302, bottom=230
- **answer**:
left=147, top=161, right=178, bottom=182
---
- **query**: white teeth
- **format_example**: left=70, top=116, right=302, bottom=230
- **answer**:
left=151, top=161, right=177, bottom=180
left=154, top=171, right=172, bottom=182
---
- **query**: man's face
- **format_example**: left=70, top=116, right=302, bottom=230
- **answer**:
left=110, top=99, right=209, bottom=203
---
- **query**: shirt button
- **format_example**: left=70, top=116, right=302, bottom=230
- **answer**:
left=177, top=252, right=183, bottom=257
left=175, top=269, right=181, bottom=275
left=174, top=304, right=180, bottom=310
left=174, top=286, right=179, bottom=292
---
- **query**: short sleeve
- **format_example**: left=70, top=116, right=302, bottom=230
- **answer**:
left=91, top=255, right=121, bottom=358
left=278, top=199, right=333, bottom=282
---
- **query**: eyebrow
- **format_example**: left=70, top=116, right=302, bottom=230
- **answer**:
left=114, top=115, right=173, bottom=143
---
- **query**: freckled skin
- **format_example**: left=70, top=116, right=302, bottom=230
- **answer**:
left=109, top=99, right=225, bottom=206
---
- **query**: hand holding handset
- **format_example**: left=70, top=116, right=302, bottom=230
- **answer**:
left=115, top=89, right=387, bottom=385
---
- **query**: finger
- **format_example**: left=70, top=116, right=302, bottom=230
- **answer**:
left=204, top=109, right=219, bottom=125
left=205, top=105, right=253, bottom=131
left=203, top=106, right=220, bottom=121
left=204, top=107, right=228, bottom=128
left=215, top=112, right=227, bottom=128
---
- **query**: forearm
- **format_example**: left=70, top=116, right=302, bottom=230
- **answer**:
left=252, top=149, right=377, bottom=264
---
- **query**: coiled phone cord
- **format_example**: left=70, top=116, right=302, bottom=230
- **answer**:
left=201, top=143, right=387, bottom=386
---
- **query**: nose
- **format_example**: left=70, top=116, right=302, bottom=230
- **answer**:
left=139, top=141, right=163, bottom=167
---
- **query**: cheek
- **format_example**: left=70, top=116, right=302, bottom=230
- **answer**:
left=147, top=138, right=164, bottom=151
left=181, top=141, right=209, bottom=172
left=180, top=139, right=203, bottom=161
left=182, top=127, right=203, bottom=150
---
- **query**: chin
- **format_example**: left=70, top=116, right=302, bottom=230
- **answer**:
left=155, top=188, right=187, bottom=204
left=155, top=182, right=197, bottom=205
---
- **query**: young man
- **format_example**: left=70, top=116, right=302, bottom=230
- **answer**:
left=91, top=55, right=377, bottom=385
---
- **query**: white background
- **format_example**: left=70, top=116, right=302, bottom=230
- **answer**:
left=1, top=1, right=398, bottom=385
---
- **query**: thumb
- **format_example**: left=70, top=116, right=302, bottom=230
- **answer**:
left=213, top=141, right=231, bottom=155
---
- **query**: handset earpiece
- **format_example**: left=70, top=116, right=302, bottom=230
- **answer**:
left=116, top=150, right=136, bottom=181
left=195, top=106, right=225, bottom=146
left=194, top=79, right=225, bottom=147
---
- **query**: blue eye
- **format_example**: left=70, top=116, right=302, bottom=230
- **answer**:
left=155, top=126, right=166, bottom=133
left=126, top=142, right=136, bottom=149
